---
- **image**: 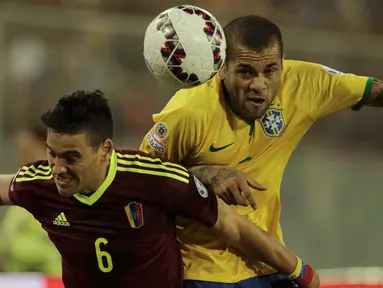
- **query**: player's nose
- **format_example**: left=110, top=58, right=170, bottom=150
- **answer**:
left=249, top=76, right=266, bottom=94
left=51, top=163, right=68, bottom=176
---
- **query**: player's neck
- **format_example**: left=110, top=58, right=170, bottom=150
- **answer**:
left=79, top=163, right=110, bottom=195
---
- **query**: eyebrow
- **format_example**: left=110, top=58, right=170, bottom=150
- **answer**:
left=236, top=62, right=279, bottom=69
left=45, top=142, right=82, bottom=158
left=236, top=63, right=253, bottom=69
left=265, top=62, right=279, bottom=68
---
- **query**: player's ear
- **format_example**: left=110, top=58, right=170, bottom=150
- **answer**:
left=101, top=139, right=114, bottom=162
left=281, top=54, right=285, bottom=70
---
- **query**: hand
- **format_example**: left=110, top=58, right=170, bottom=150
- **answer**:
left=293, top=265, right=320, bottom=288
left=282, top=270, right=320, bottom=288
left=209, top=166, right=267, bottom=209
left=306, top=270, right=320, bottom=288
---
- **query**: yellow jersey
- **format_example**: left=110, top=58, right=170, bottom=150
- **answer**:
left=139, top=60, right=373, bottom=283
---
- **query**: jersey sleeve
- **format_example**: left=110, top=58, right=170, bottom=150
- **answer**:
left=139, top=91, right=205, bottom=163
left=156, top=164, right=218, bottom=227
left=8, top=161, right=51, bottom=213
left=297, top=62, right=374, bottom=120
left=9, top=170, right=36, bottom=211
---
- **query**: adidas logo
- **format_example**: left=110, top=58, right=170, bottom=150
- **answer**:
left=53, top=212, right=70, bottom=226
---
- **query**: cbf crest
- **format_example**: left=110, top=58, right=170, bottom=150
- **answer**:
left=260, top=108, right=285, bottom=137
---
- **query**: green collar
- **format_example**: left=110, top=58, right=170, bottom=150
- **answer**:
left=73, top=150, right=117, bottom=206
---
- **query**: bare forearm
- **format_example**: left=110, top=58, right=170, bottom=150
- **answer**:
left=232, top=217, right=318, bottom=286
left=236, top=213, right=297, bottom=275
left=213, top=200, right=318, bottom=286
left=214, top=199, right=297, bottom=276
left=0, top=174, right=14, bottom=205
left=188, top=165, right=235, bottom=187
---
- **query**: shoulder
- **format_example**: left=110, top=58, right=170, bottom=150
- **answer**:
left=155, top=75, right=223, bottom=121
left=9, top=160, right=54, bottom=208
left=280, top=60, right=334, bottom=99
left=13, top=160, right=53, bottom=186
left=115, top=148, right=190, bottom=184
left=283, top=60, right=334, bottom=79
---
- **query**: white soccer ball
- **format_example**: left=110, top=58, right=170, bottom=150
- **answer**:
left=143, top=5, right=226, bottom=88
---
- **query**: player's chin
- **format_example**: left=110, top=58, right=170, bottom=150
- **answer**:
left=57, top=188, right=76, bottom=198
left=244, top=103, right=268, bottom=120
left=55, top=183, right=77, bottom=198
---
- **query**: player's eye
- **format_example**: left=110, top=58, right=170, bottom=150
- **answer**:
left=65, top=157, right=79, bottom=164
left=237, top=69, right=253, bottom=78
left=264, top=67, right=277, bottom=77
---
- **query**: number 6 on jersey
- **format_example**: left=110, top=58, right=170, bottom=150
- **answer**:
left=95, top=237, right=113, bottom=273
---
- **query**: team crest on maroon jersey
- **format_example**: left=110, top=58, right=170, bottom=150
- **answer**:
left=124, top=202, right=144, bottom=228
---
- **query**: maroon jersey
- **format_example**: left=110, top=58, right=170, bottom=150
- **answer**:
left=8, top=149, right=218, bottom=288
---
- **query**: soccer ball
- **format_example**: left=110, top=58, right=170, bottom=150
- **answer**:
left=143, top=5, right=226, bottom=88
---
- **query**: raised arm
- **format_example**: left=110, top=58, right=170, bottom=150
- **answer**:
left=212, top=199, right=319, bottom=288
left=0, top=174, right=15, bottom=205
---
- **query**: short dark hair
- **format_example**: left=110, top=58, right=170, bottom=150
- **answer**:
left=41, top=89, right=114, bottom=148
left=224, top=15, right=283, bottom=60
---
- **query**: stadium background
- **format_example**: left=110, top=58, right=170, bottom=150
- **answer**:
left=0, top=0, right=382, bottom=287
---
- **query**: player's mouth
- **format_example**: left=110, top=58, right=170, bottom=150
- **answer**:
left=54, top=176, right=74, bottom=187
left=247, top=97, right=266, bottom=107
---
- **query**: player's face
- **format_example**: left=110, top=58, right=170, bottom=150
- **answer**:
left=220, top=42, right=283, bottom=121
left=46, top=130, right=113, bottom=198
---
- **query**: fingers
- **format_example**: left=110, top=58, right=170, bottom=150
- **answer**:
left=238, top=180, right=257, bottom=209
left=308, top=270, right=320, bottom=288
left=213, top=182, right=235, bottom=206
left=224, top=192, right=237, bottom=206
left=211, top=171, right=267, bottom=209
left=246, top=178, right=267, bottom=191
left=219, top=191, right=236, bottom=206
left=227, top=185, right=248, bottom=207
left=219, top=180, right=259, bottom=209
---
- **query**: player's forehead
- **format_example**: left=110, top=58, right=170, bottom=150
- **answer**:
left=231, top=44, right=281, bottom=70
left=46, top=130, right=91, bottom=153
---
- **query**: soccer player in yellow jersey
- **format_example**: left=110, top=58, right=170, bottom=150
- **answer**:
left=140, top=15, right=382, bottom=287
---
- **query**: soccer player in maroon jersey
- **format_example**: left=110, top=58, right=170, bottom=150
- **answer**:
left=0, top=90, right=319, bottom=288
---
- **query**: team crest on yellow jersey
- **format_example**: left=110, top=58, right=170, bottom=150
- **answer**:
left=154, top=122, right=169, bottom=139
left=260, top=108, right=285, bottom=137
